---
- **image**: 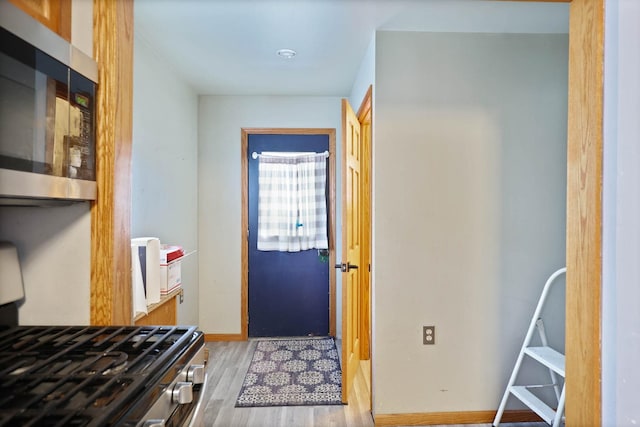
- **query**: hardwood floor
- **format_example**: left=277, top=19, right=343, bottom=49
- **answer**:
left=201, top=340, right=548, bottom=427
left=202, top=339, right=374, bottom=427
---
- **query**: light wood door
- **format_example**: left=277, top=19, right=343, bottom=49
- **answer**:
left=341, top=99, right=361, bottom=403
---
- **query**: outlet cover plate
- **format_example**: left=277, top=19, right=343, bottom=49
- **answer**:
left=423, top=325, right=435, bottom=345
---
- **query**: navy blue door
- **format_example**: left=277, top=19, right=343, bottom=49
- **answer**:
left=248, top=133, right=330, bottom=337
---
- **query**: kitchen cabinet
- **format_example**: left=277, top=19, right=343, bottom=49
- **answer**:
left=134, top=288, right=182, bottom=326
left=8, top=0, right=71, bottom=41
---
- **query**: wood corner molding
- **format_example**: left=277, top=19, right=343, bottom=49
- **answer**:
left=90, top=0, right=134, bottom=325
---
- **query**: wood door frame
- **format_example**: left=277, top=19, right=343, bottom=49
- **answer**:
left=356, top=85, right=373, bottom=362
left=356, top=86, right=373, bottom=411
left=240, top=128, right=337, bottom=340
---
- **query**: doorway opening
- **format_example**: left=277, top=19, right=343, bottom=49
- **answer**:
left=241, top=128, right=337, bottom=339
left=247, top=134, right=330, bottom=337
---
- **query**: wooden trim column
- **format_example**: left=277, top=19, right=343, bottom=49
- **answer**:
left=90, top=0, right=134, bottom=325
left=566, top=0, right=604, bottom=425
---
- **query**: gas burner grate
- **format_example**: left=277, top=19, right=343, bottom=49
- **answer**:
left=0, top=325, right=202, bottom=427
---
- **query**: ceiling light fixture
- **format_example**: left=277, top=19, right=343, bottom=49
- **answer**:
left=276, top=48, right=297, bottom=59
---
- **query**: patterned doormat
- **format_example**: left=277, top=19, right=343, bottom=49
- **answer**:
left=235, top=337, right=342, bottom=407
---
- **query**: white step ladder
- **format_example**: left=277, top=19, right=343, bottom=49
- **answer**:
left=493, top=267, right=567, bottom=427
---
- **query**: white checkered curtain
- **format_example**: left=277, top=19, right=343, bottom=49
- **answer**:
left=257, top=152, right=329, bottom=252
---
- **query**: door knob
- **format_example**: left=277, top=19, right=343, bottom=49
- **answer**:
left=335, top=262, right=358, bottom=272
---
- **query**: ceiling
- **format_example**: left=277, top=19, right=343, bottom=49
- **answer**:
left=134, top=0, right=569, bottom=97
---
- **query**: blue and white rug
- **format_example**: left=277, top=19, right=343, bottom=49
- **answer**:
left=235, top=337, right=342, bottom=407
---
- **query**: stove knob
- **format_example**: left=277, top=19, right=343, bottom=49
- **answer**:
left=187, top=364, right=206, bottom=385
left=142, top=420, right=165, bottom=427
left=172, top=381, right=193, bottom=404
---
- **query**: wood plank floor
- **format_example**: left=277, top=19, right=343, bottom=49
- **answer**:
left=202, top=339, right=373, bottom=427
left=202, top=340, right=548, bottom=427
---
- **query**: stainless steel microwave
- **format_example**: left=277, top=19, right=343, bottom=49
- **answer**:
left=0, top=1, right=98, bottom=204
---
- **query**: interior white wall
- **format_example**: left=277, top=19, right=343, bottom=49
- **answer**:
left=349, top=34, right=375, bottom=112
left=0, top=5, right=95, bottom=326
left=373, top=31, right=568, bottom=414
left=132, top=32, right=199, bottom=325
left=197, top=96, right=341, bottom=334
left=0, top=204, right=91, bottom=324
left=602, top=0, right=640, bottom=425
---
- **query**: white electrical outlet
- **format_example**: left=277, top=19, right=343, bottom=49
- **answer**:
left=423, top=325, right=435, bottom=345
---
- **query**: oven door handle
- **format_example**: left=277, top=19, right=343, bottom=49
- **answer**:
left=186, top=373, right=208, bottom=427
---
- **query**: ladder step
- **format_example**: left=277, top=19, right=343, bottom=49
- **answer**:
left=510, top=385, right=556, bottom=424
left=524, top=346, right=565, bottom=376
left=493, top=268, right=567, bottom=427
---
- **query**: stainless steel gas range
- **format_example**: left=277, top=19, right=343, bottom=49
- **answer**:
left=0, top=325, right=208, bottom=426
